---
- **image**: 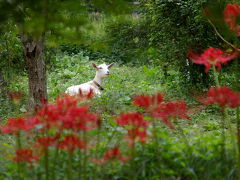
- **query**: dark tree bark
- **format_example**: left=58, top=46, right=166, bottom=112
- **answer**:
left=21, top=35, right=47, bottom=111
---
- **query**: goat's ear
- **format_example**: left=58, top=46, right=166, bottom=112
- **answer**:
left=108, top=63, right=114, bottom=69
left=92, top=63, right=98, bottom=69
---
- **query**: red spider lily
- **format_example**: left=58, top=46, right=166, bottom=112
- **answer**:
left=55, top=94, right=79, bottom=110
left=133, top=93, right=164, bottom=109
left=1, top=117, right=40, bottom=134
left=204, top=87, right=240, bottom=109
left=116, top=113, right=149, bottom=147
left=126, top=128, right=148, bottom=147
left=13, top=148, right=39, bottom=163
left=188, top=48, right=236, bottom=72
left=61, top=106, right=99, bottom=131
left=34, top=104, right=62, bottom=130
left=94, top=147, right=129, bottom=164
left=116, top=112, right=148, bottom=128
left=34, top=96, right=98, bottom=131
left=224, top=4, right=240, bottom=35
left=151, top=100, right=189, bottom=129
left=36, top=134, right=60, bottom=151
left=58, top=135, right=86, bottom=152
left=34, top=96, right=78, bottom=129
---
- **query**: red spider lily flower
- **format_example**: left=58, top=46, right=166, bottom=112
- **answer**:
left=116, top=112, right=148, bottom=128
left=55, top=95, right=79, bottom=109
left=116, top=113, right=149, bottom=147
left=35, top=96, right=79, bottom=129
left=204, top=87, right=240, bottom=109
left=13, top=148, right=39, bottom=163
left=34, top=96, right=76, bottom=130
left=151, top=100, right=189, bottom=129
left=58, top=135, right=86, bottom=152
left=1, top=117, right=40, bottom=134
left=34, top=104, right=62, bottom=130
left=133, top=93, right=164, bottom=109
left=188, top=48, right=236, bottom=72
left=94, top=147, right=129, bottom=164
left=34, top=96, right=98, bottom=131
left=126, top=128, right=148, bottom=147
left=224, top=4, right=240, bottom=36
left=36, top=134, right=60, bottom=151
left=61, top=106, right=99, bottom=131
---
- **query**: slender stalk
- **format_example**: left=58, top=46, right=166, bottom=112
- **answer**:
left=130, top=142, right=137, bottom=180
left=152, top=117, right=163, bottom=179
left=221, top=109, right=227, bottom=176
left=78, top=149, right=82, bottom=180
left=224, top=109, right=238, bottom=153
left=44, top=147, right=49, bottom=180
left=94, top=119, right=102, bottom=180
left=176, top=122, right=191, bottom=151
left=212, top=66, right=220, bottom=87
left=236, top=107, right=240, bottom=178
left=67, top=151, right=73, bottom=180
left=237, top=107, right=240, bottom=156
left=83, top=131, right=87, bottom=180
left=52, top=146, right=59, bottom=180
left=15, top=132, right=22, bottom=178
left=16, top=132, right=22, bottom=150
left=152, top=118, right=159, bottom=150
left=207, top=18, right=239, bottom=51
left=175, top=120, right=198, bottom=179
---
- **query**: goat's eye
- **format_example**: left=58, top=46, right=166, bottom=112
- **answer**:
left=98, top=67, right=103, bottom=69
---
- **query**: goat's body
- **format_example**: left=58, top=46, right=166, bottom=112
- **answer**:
left=65, top=81, right=101, bottom=96
left=65, top=63, right=114, bottom=96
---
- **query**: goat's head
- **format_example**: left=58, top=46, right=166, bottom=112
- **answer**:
left=92, top=63, right=114, bottom=78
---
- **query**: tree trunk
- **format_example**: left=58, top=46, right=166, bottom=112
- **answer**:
left=21, top=35, right=47, bottom=111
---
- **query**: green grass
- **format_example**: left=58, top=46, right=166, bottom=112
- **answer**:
left=0, top=52, right=239, bottom=179
left=46, top=53, right=240, bottom=179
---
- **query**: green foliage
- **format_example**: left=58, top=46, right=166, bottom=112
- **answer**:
left=1, top=1, right=240, bottom=179
left=59, top=44, right=109, bottom=61
left=0, top=23, right=25, bottom=76
left=140, top=0, right=221, bottom=88
left=105, top=17, right=151, bottom=64
left=1, top=50, right=239, bottom=179
left=0, top=0, right=132, bottom=45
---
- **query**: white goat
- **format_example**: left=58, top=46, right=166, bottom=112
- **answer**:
left=65, top=63, right=114, bottom=96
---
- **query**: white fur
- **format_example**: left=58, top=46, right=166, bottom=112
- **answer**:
left=65, top=63, right=113, bottom=96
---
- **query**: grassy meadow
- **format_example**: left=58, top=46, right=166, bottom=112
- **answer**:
left=0, top=51, right=237, bottom=180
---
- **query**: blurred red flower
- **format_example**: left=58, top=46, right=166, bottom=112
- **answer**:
left=205, top=87, right=240, bottom=109
left=116, top=112, right=148, bottom=128
left=34, top=96, right=99, bottom=131
left=126, top=128, right=148, bottom=147
left=151, top=100, right=189, bottom=129
left=1, top=117, right=40, bottom=134
left=62, top=106, right=99, bottom=131
left=116, top=112, right=149, bottom=147
left=133, top=93, right=164, bottom=109
left=94, top=147, right=129, bottom=164
left=36, top=134, right=60, bottom=151
left=224, top=4, right=240, bottom=35
left=58, top=135, right=86, bottom=152
left=13, top=148, right=39, bottom=163
left=188, top=48, right=236, bottom=72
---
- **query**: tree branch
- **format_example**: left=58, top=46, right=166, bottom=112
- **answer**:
left=207, top=18, right=240, bottom=51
